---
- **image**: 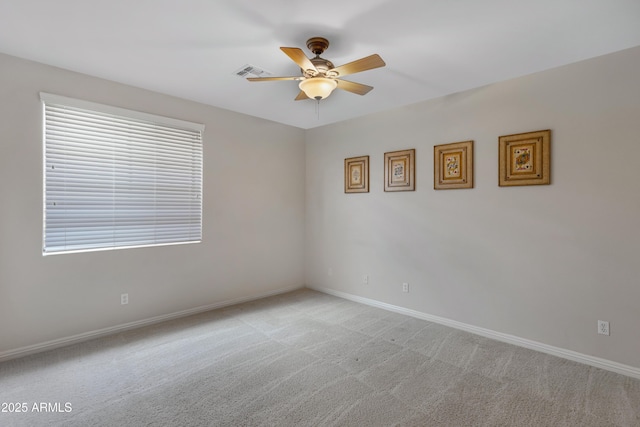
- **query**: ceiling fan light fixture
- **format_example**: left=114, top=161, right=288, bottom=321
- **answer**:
left=248, top=37, right=385, bottom=102
left=299, top=77, right=337, bottom=100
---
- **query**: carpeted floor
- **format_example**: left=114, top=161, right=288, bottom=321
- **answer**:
left=1, top=289, right=639, bottom=426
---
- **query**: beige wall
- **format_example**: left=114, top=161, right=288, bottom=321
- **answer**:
left=0, top=53, right=306, bottom=354
left=305, top=46, right=640, bottom=368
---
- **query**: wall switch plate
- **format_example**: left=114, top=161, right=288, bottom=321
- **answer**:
left=598, top=320, right=609, bottom=336
left=363, top=275, right=369, bottom=284
left=121, top=293, right=129, bottom=305
left=402, top=283, right=409, bottom=293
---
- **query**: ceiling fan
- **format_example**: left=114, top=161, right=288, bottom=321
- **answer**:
left=247, top=37, right=386, bottom=101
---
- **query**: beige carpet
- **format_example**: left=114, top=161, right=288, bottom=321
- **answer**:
left=1, top=289, right=639, bottom=426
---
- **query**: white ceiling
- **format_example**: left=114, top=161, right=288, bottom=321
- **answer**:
left=1, top=0, right=640, bottom=129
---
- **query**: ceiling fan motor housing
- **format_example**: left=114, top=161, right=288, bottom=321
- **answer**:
left=301, top=38, right=334, bottom=76
left=309, top=57, right=334, bottom=75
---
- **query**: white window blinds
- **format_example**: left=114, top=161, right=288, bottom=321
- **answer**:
left=41, top=93, right=204, bottom=255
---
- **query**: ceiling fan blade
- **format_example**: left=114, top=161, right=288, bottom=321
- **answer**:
left=280, top=47, right=318, bottom=73
left=247, top=76, right=301, bottom=82
left=336, top=79, right=374, bottom=96
left=330, top=54, right=385, bottom=77
left=294, top=91, right=309, bottom=101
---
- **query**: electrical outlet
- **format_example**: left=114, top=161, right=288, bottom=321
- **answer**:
left=328, top=267, right=333, bottom=277
left=598, top=320, right=609, bottom=336
left=402, top=283, right=409, bottom=293
left=363, top=275, right=369, bottom=284
left=121, top=293, right=129, bottom=305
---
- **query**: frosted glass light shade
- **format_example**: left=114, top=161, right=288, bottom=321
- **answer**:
left=299, top=77, right=338, bottom=100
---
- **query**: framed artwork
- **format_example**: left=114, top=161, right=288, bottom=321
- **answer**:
left=499, top=130, right=550, bottom=186
left=434, top=140, right=473, bottom=189
left=344, top=155, right=369, bottom=193
left=384, top=149, right=415, bottom=192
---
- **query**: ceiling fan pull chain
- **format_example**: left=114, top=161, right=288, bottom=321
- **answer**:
left=315, top=99, right=320, bottom=120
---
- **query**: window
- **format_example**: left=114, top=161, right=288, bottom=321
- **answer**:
left=41, top=93, right=204, bottom=255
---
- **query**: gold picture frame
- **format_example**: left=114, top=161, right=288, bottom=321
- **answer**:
left=344, top=155, right=369, bottom=193
left=384, top=149, right=415, bottom=192
left=499, top=130, right=550, bottom=186
left=434, top=140, right=473, bottom=190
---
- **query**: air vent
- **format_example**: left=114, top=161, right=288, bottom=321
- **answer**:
left=233, top=64, right=272, bottom=79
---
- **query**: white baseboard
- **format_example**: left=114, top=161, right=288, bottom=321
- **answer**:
left=0, top=285, right=303, bottom=363
left=308, top=285, right=640, bottom=380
